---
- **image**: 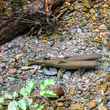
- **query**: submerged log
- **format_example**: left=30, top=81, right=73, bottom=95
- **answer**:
left=29, top=60, right=97, bottom=69
left=0, top=0, right=66, bottom=45
left=28, top=54, right=99, bottom=69
left=0, top=15, right=32, bottom=45
left=55, top=54, right=100, bottom=61
left=0, top=13, right=55, bottom=45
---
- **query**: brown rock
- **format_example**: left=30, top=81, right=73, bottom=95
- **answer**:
left=68, top=87, right=76, bottom=96
left=8, top=68, right=17, bottom=75
left=56, top=107, right=65, bottom=110
left=70, top=103, right=84, bottom=110
left=0, top=76, right=3, bottom=84
left=15, top=53, right=23, bottom=60
left=56, top=102, right=64, bottom=107
left=94, top=29, right=100, bottom=32
left=51, top=85, right=65, bottom=97
left=105, top=74, right=110, bottom=82
left=96, top=82, right=108, bottom=94
left=99, top=24, right=107, bottom=30
left=98, top=104, right=107, bottom=110
left=88, top=100, right=97, bottom=109
left=20, top=73, right=28, bottom=80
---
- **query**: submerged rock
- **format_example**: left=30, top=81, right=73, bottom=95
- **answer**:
left=43, top=67, right=57, bottom=76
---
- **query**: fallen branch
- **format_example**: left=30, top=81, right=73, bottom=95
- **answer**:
left=28, top=54, right=99, bottom=69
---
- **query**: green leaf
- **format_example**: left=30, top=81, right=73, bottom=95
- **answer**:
left=40, top=79, right=55, bottom=90
left=25, top=98, right=32, bottom=106
left=4, top=92, right=13, bottom=99
left=20, top=87, right=28, bottom=97
left=18, top=98, right=32, bottom=110
left=0, top=105, right=4, bottom=110
left=26, top=80, right=36, bottom=89
left=8, top=100, right=19, bottom=110
left=18, top=99, right=28, bottom=110
left=20, top=80, right=36, bottom=97
left=13, top=92, right=18, bottom=99
left=40, top=90, right=57, bottom=98
left=33, top=104, right=44, bottom=110
left=0, top=97, right=5, bottom=104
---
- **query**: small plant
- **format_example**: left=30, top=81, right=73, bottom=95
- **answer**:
left=39, top=79, right=58, bottom=98
left=0, top=79, right=57, bottom=110
left=20, top=80, right=36, bottom=97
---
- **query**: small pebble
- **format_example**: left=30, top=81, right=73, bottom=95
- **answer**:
left=8, top=68, right=17, bottom=75
left=107, top=101, right=110, bottom=109
left=70, top=103, right=84, bottom=110
left=77, top=28, right=82, bottom=33
left=56, top=107, right=65, bottom=110
left=43, top=68, right=57, bottom=76
left=98, top=103, right=107, bottom=110
left=63, top=71, right=71, bottom=80
left=0, top=76, right=3, bottom=84
left=88, top=100, right=97, bottom=109
left=56, top=102, right=64, bottom=107
left=99, top=24, right=107, bottom=30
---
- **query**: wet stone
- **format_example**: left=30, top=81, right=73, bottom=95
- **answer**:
left=107, top=100, right=110, bottom=109
left=42, top=68, right=57, bottom=76
left=63, top=71, right=71, bottom=80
